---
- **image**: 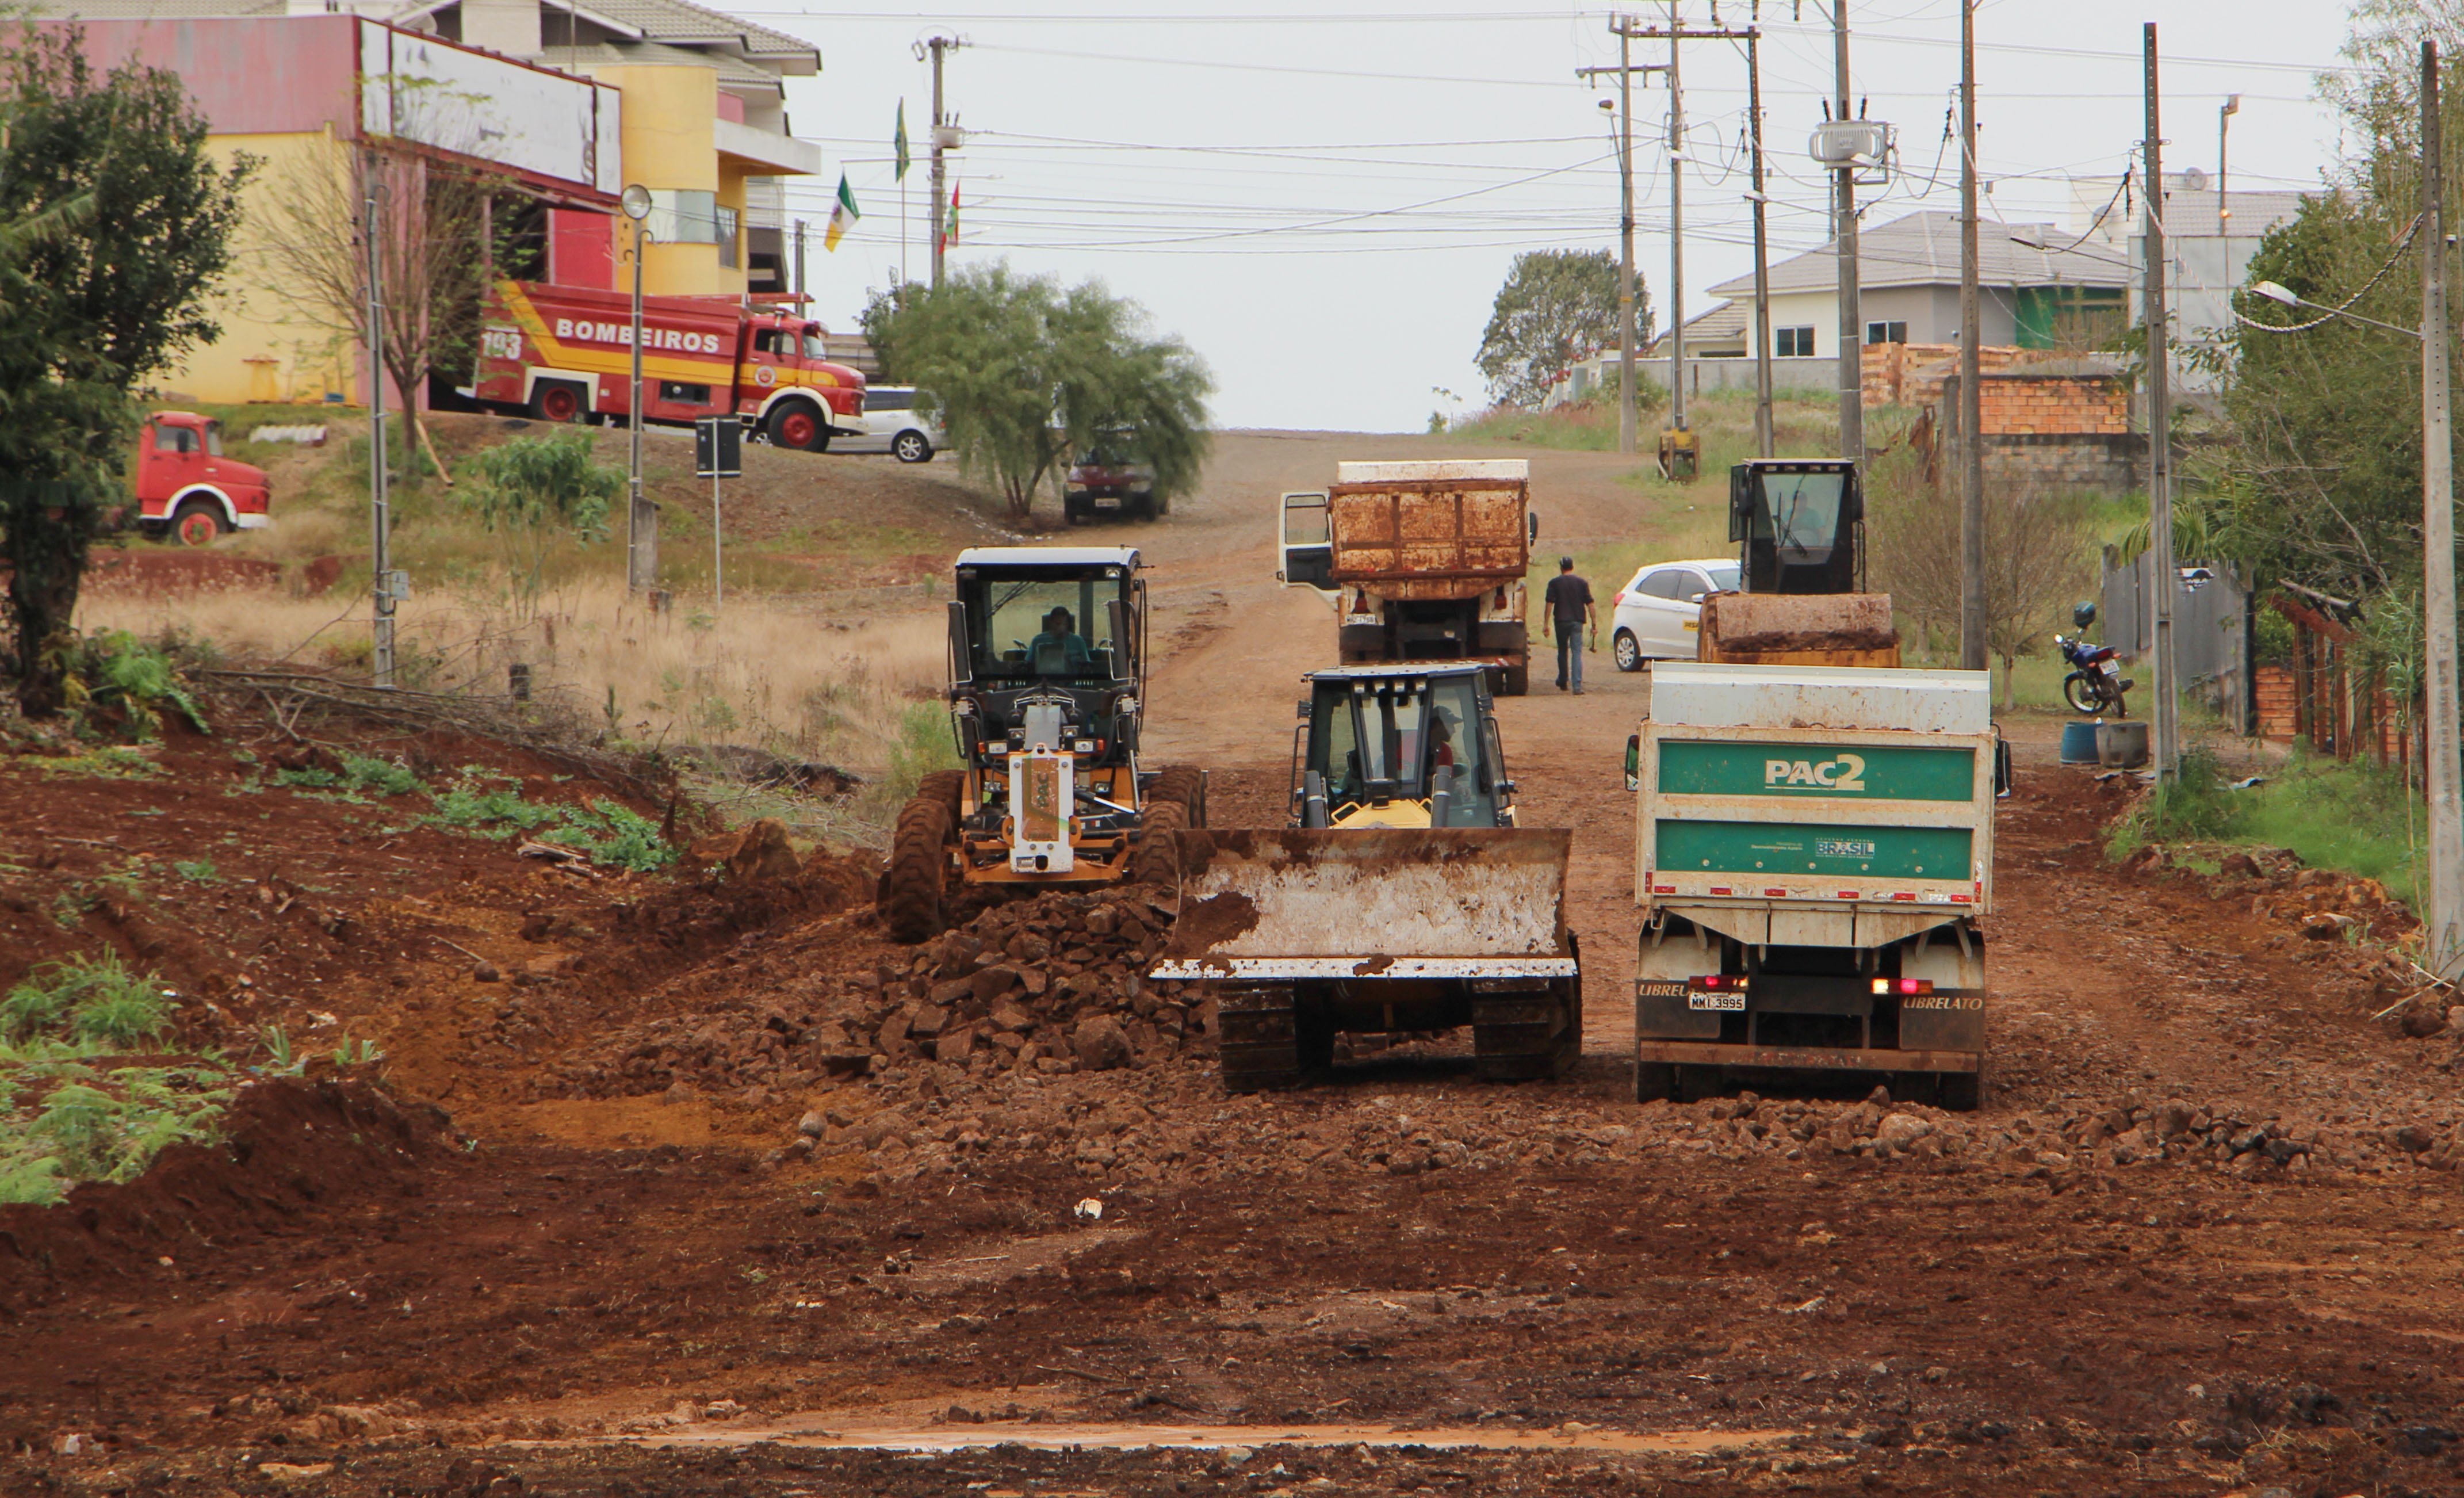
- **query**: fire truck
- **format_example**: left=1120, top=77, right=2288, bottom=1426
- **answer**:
left=466, top=280, right=866, bottom=451
left=136, top=411, right=271, bottom=545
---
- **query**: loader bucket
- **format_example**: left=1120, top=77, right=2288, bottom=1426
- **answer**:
left=1148, top=828, right=1575, bottom=982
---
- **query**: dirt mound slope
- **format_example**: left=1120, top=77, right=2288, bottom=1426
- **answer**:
left=0, top=1077, right=453, bottom=1312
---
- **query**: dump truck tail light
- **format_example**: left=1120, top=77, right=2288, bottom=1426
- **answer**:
left=1872, top=978, right=1935, bottom=996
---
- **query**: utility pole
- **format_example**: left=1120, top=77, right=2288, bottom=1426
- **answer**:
left=2143, top=21, right=2178, bottom=783
left=1832, top=0, right=1863, bottom=461
left=1586, top=10, right=1761, bottom=450
left=793, top=218, right=807, bottom=304
left=1957, top=0, right=1985, bottom=672
left=2419, top=38, right=2463, bottom=977
left=1747, top=25, right=1773, bottom=457
left=1577, top=21, right=1645, bottom=454
left=365, top=174, right=393, bottom=688
left=624, top=207, right=656, bottom=592
left=1665, top=1, right=1686, bottom=437
left=924, top=35, right=964, bottom=288
left=2218, top=93, right=2239, bottom=231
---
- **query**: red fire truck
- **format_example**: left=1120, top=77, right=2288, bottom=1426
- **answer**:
left=466, top=280, right=866, bottom=452
left=136, top=411, right=272, bottom=545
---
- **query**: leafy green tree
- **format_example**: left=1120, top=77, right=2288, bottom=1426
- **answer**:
left=0, top=25, right=249, bottom=717
left=884, top=263, right=1212, bottom=522
left=858, top=280, right=920, bottom=383
left=1475, top=249, right=1642, bottom=409
left=460, top=429, right=622, bottom=613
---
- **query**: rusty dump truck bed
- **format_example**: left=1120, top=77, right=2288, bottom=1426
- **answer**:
left=1329, top=460, right=1529, bottom=603
left=1149, top=828, right=1575, bottom=982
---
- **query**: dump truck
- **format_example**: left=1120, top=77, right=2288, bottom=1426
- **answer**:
left=1698, top=458, right=1901, bottom=667
left=1149, top=662, right=1580, bottom=1091
left=1627, top=662, right=2005, bottom=1109
left=466, top=279, right=866, bottom=452
left=1279, top=460, right=1537, bottom=694
left=880, top=545, right=1207, bottom=942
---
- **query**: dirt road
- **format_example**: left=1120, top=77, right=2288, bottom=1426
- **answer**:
left=5, top=433, right=2463, bottom=1497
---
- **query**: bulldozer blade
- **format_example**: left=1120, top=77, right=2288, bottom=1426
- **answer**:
left=1148, top=828, right=1575, bottom=982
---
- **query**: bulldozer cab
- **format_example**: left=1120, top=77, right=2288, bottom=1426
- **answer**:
left=1728, top=459, right=1863, bottom=594
left=1291, top=664, right=1514, bottom=830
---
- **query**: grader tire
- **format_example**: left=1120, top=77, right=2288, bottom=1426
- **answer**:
left=881, top=798, right=952, bottom=943
left=915, top=769, right=966, bottom=822
left=1149, top=765, right=1207, bottom=827
left=1130, top=798, right=1187, bottom=888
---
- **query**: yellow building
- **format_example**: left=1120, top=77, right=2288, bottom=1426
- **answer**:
left=48, top=0, right=821, bottom=405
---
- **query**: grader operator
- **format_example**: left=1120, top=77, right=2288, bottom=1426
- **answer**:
left=881, top=545, right=1204, bottom=941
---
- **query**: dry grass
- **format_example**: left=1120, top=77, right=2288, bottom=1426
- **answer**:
left=76, top=578, right=948, bottom=777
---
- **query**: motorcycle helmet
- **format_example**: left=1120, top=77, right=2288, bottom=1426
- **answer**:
left=2071, top=600, right=2097, bottom=629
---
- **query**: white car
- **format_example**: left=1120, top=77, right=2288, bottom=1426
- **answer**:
left=835, top=385, right=942, bottom=462
left=1610, top=556, right=1742, bottom=671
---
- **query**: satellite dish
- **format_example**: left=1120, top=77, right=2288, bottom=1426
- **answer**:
left=2179, top=166, right=2209, bottom=192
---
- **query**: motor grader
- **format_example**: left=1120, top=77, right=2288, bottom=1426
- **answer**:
left=880, top=545, right=1206, bottom=942
left=1149, top=662, right=1579, bottom=1092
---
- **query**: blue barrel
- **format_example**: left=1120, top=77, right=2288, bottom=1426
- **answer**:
left=2059, top=720, right=2102, bottom=764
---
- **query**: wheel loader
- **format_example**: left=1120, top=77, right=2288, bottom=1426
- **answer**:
left=1149, top=662, right=1580, bottom=1092
left=880, top=545, right=1206, bottom=942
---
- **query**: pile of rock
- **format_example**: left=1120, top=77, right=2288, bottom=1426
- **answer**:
left=543, top=995, right=877, bottom=1105
left=863, top=887, right=1207, bottom=1076
left=2187, top=846, right=2421, bottom=945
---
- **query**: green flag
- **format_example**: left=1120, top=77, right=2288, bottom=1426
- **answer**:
left=894, top=100, right=910, bottom=182
left=825, top=173, right=860, bottom=251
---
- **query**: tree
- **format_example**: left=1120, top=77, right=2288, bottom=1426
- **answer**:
left=858, top=280, right=919, bottom=383
left=259, top=83, right=510, bottom=483
left=1475, top=249, right=1643, bottom=408
left=0, top=25, right=250, bottom=717
left=460, top=430, right=622, bottom=615
left=884, top=264, right=1213, bottom=522
left=1868, top=454, right=2091, bottom=706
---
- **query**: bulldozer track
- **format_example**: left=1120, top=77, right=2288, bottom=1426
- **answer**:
left=1214, top=983, right=1327, bottom=1092
left=882, top=798, right=954, bottom=943
left=1130, top=798, right=1188, bottom=887
left=1472, top=942, right=1583, bottom=1082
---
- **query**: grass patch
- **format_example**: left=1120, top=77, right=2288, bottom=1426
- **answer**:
left=416, top=769, right=677, bottom=872
left=0, top=952, right=225, bottom=1205
left=2104, top=746, right=2429, bottom=911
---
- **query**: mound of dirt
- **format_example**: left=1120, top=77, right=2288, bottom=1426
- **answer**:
left=549, top=885, right=1206, bottom=1107
left=0, top=1076, right=454, bottom=1312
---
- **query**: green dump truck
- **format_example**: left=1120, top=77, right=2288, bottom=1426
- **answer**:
left=1627, top=662, right=2006, bottom=1109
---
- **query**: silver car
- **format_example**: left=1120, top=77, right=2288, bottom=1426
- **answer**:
left=836, top=385, right=942, bottom=462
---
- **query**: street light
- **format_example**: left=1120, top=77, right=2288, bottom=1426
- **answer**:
left=2247, top=279, right=2423, bottom=339
left=2219, top=94, right=2240, bottom=227
left=621, top=184, right=655, bottom=594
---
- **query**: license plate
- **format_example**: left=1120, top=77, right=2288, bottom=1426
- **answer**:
left=1636, top=980, right=1686, bottom=999
left=1094, top=497, right=1121, bottom=509
left=2102, top=662, right=2121, bottom=677
left=1689, top=992, right=1746, bottom=1012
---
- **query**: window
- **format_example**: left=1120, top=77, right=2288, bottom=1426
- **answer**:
left=1704, top=564, right=1742, bottom=593
left=1865, top=320, right=1908, bottom=345
left=717, top=205, right=739, bottom=269
left=158, top=425, right=198, bottom=454
left=1775, top=326, right=1816, bottom=357
left=642, top=189, right=719, bottom=245
left=802, top=329, right=830, bottom=360
left=1640, top=569, right=1686, bottom=600
left=966, top=572, right=1126, bottom=679
left=866, top=389, right=913, bottom=412
left=752, top=329, right=781, bottom=355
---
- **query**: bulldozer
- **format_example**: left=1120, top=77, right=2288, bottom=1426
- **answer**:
left=1694, top=458, right=1901, bottom=667
left=1149, top=662, right=1579, bottom=1092
left=880, top=545, right=1206, bottom=942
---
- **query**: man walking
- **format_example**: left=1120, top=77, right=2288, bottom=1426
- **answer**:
left=1541, top=555, right=1596, bottom=694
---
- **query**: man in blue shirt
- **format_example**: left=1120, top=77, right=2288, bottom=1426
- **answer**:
left=1541, top=556, right=1596, bottom=694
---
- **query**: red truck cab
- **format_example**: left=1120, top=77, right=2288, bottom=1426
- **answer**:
left=138, top=412, right=271, bottom=546
left=469, top=281, right=865, bottom=452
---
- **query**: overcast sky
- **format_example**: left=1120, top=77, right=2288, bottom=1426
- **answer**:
left=739, top=2, right=2361, bottom=431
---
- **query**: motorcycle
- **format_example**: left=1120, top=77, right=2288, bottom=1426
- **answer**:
left=2054, top=601, right=2133, bottom=717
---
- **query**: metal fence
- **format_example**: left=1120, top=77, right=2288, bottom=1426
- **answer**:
left=2099, top=548, right=2252, bottom=729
